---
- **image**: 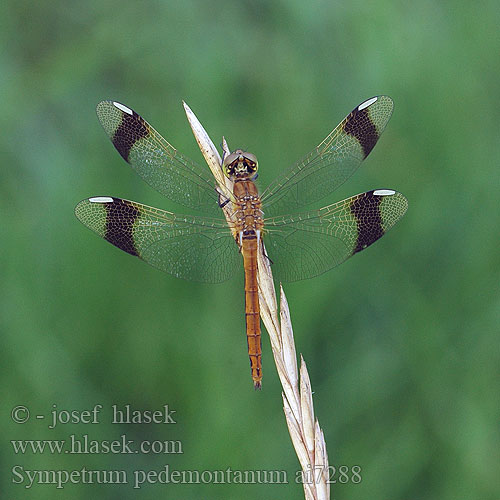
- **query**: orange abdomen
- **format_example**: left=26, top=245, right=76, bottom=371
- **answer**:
left=233, top=178, right=263, bottom=389
left=242, top=236, right=262, bottom=389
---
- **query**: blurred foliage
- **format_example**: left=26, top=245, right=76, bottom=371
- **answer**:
left=1, top=0, right=499, bottom=499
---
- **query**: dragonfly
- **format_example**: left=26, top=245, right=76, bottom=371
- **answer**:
left=75, top=96, right=407, bottom=388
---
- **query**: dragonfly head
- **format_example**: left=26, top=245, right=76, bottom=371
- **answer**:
left=222, top=150, right=258, bottom=180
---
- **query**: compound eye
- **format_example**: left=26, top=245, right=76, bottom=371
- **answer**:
left=223, top=151, right=239, bottom=169
left=222, top=151, right=239, bottom=176
left=222, top=149, right=259, bottom=178
left=242, top=152, right=257, bottom=165
left=240, top=152, right=258, bottom=176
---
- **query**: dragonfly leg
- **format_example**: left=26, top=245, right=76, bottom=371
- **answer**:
left=215, top=187, right=231, bottom=208
left=219, top=196, right=230, bottom=209
left=215, top=186, right=231, bottom=208
left=234, top=234, right=243, bottom=253
left=260, top=239, right=274, bottom=265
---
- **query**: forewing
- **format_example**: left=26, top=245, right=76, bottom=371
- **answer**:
left=96, top=101, right=224, bottom=214
left=261, top=96, right=394, bottom=215
left=75, top=197, right=239, bottom=283
left=264, top=189, right=407, bottom=282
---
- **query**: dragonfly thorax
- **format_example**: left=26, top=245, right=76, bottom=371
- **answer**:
left=223, top=149, right=258, bottom=180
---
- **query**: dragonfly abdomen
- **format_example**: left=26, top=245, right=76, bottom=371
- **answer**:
left=233, top=179, right=264, bottom=388
left=243, top=236, right=262, bottom=389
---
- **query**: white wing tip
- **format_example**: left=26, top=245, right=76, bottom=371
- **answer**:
left=373, top=189, right=396, bottom=196
left=112, top=102, right=133, bottom=115
left=89, top=196, right=114, bottom=203
left=358, top=96, right=378, bottom=110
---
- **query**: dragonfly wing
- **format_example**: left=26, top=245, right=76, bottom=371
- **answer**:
left=263, top=189, right=407, bottom=282
left=261, top=96, right=394, bottom=215
left=96, top=101, right=227, bottom=214
left=75, top=197, right=239, bottom=283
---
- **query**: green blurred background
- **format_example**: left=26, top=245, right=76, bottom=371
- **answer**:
left=2, top=0, right=499, bottom=498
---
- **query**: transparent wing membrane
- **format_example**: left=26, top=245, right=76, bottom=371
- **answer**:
left=78, top=97, right=406, bottom=285
left=264, top=190, right=408, bottom=282
left=261, top=96, right=394, bottom=215
left=96, top=101, right=223, bottom=214
left=75, top=197, right=239, bottom=283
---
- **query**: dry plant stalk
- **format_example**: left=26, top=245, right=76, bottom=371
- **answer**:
left=184, top=102, right=330, bottom=500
